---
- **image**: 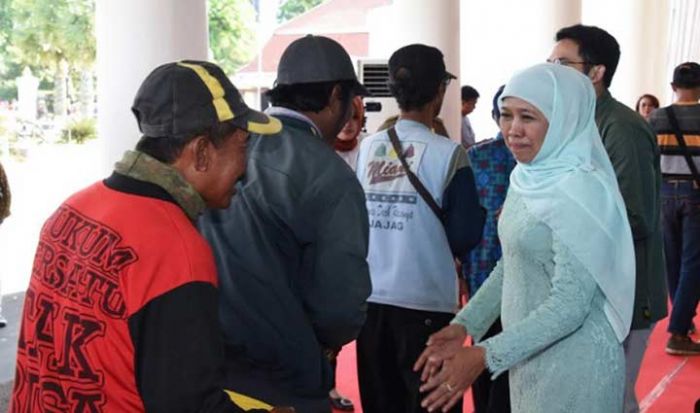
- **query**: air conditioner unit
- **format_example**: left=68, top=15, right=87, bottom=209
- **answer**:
left=357, top=59, right=399, bottom=135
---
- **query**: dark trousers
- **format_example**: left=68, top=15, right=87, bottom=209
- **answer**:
left=470, top=319, right=510, bottom=413
left=661, top=180, right=700, bottom=334
left=356, top=303, right=462, bottom=413
left=223, top=353, right=330, bottom=412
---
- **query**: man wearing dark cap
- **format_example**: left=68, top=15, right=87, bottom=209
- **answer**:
left=9, top=60, right=287, bottom=413
left=198, top=35, right=371, bottom=411
left=649, top=61, right=700, bottom=356
left=354, top=44, right=484, bottom=413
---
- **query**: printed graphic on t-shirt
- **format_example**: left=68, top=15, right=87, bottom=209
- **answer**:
left=12, top=204, right=139, bottom=413
left=362, top=140, right=427, bottom=231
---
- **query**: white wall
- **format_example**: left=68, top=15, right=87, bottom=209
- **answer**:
left=459, top=0, right=581, bottom=142
left=95, top=0, right=209, bottom=172
left=582, top=0, right=670, bottom=107
left=368, top=0, right=462, bottom=141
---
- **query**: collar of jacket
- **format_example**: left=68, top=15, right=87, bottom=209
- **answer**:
left=596, top=89, right=613, bottom=114
left=113, top=150, right=206, bottom=221
left=265, top=106, right=323, bottom=138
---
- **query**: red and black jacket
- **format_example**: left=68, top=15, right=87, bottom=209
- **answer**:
left=11, top=173, right=250, bottom=413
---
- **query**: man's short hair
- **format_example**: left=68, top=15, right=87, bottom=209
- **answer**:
left=462, top=85, right=480, bottom=101
left=266, top=80, right=356, bottom=113
left=556, top=24, right=620, bottom=88
left=388, top=44, right=455, bottom=112
left=135, top=121, right=239, bottom=164
left=672, top=62, right=700, bottom=89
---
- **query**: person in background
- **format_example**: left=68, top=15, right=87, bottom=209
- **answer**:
left=327, top=94, right=367, bottom=412
left=460, top=84, right=515, bottom=413
left=0, top=159, right=10, bottom=328
left=9, top=60, right=290, bottom=413
left=636, top=94, right=660, bottom=121
left=335, top=95, right=366, bottom=170
left=416, top=62, right=635, bottom=413
left=549, top=24, right=666, bottom=413
left=355, top=44, right=485, bottom=413
left=649, top=61, right=700, bottom=355
left=461, top=86, right=480, bottom=148
left=198, top=35, right=371, bottom=413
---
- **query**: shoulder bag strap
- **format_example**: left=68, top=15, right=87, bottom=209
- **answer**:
left=386, top=126, right=444, bottom=220
left=665, top=106, right=700, bottom=187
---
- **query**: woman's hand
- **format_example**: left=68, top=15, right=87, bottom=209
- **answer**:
left=413, top=324, right=467, bottom=381
left=419, top=346, right=487, bottom=412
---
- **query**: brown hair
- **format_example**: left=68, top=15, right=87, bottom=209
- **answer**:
left=0, top=161, right=11, bottom=221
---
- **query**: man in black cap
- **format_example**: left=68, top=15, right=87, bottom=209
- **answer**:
left=355, top=44, right=484, bottom=413
left=9, top=60, right=288, bottom=413
left=198, top=35, right=372, bottom=411
left=649, top=61, right=700, bottom=356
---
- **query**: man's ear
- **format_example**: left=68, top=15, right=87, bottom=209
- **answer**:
left=190, top=135, right=210, bottom=172
left=589, top=65, right=606, bottom=86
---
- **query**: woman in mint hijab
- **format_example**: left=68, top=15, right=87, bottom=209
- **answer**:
left=415, top=63, right=635, bottom=413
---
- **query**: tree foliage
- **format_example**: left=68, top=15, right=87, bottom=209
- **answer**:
left=9, top=0, right=95, bottom=76
left=208, top=0, right=257, bottom=75
left=277, top=0, right=324, bottom=23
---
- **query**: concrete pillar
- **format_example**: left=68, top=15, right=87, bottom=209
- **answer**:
left=582, top=0, right=670, bottom=107
left=460, top=0, right=581, bottom=141
left=95, top=0, right=208, bottom=172
left=368, top=0, right=461, bottom=142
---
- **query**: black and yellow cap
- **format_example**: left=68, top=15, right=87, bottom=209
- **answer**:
left=132, top=60, right=281, bottom=139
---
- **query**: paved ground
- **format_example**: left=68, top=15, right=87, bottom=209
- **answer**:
left=0, top=292, right=24, bottom=411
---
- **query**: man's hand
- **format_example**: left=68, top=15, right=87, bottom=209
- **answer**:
left=419, top=346, right=486, bottom=412
left=413, top=324, right=467, bottom=381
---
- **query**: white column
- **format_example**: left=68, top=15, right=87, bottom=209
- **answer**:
left=459, top=0, right=581, bottom=141
left=95, top=0, right=208, bottom=172
left=368, top=0, right=461, bottom=142
left=582, top=0, right=670, bottom=107
left=666, top=0, right=700, bottom=103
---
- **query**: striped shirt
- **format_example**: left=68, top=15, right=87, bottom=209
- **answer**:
left=649, top=103, right=700, bottom=178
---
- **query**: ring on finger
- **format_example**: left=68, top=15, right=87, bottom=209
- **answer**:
left=443, top=383, right=454, bottom=393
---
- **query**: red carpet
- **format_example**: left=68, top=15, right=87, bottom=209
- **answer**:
left=334, top=312, right=700, bottom=413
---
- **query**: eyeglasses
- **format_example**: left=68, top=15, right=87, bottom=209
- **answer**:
left=442, top=77, right=452, bottom=86
left=547, top=58, right=590, bottom=67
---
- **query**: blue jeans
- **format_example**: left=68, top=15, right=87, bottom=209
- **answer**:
left=662, top=180, right=700, bottom=335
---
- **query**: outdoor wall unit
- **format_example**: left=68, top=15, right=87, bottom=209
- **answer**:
left=357, top=59, right=398, bottom=134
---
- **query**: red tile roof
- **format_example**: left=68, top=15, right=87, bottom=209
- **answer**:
left=238, top=0, right=390, bottom=74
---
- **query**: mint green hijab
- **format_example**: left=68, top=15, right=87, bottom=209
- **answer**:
left=501, top=63, right=635, bottom=342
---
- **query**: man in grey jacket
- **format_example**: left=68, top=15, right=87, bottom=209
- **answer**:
left=199, top=35, right=371, bottom=412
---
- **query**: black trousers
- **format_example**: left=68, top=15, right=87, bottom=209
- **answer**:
left=356, top=303, right=462, bottom=413
left=470, top=319, right=510, bottom=413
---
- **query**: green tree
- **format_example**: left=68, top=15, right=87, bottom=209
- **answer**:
left=10, top=0, right=95, bottom=76
left=208, top=0, right=257, bottom=75
left=9, top=0, right=95, bottom=116
left=0, top=0, right=20, bottom=100
left=277, top=0, right=324, bottom=23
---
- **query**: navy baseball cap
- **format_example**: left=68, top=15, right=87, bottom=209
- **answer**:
left=132, top=60, right=281, bottom=139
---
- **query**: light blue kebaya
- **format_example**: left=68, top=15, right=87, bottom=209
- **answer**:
left=453, top=63, right=635, bottom=412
